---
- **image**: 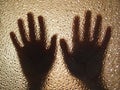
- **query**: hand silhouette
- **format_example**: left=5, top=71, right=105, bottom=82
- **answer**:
left=10, top=13, right=57, bottom=90
left=60, top=10, right=111, bottom=90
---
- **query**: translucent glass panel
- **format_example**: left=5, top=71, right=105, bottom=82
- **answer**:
left=0, top=0, right=120, bottom=90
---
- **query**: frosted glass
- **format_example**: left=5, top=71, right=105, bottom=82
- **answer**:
left=0, top=0, right=119, bottom=90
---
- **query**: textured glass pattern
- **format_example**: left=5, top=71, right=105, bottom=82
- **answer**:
left=0, top=0, right=120, bottom=90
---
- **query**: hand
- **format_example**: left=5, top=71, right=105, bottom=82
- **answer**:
left=10, top=13, right=57, bottom=89
left=60, top=10, right=111, bottom=90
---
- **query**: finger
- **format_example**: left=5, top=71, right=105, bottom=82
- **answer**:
left=72, top=16, right=80, bottom=48
left=48, top=35, right=57, bottom=55
left=38, top=16, right=46, bottom=47
left=18, top=19, right=28, bottom=45
left=83, top=10, right=91, bottom=41
left=101, top=27, right=111, bottom=50
left=93, top=15, right=102, bottom=43
left=27, top=12, right=36, bottom=42
left=60, top=39, right=70, bottom=59
left=10, top=32, right=21, bottom=50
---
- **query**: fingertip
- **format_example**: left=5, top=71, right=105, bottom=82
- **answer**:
left=86, top=10, right=91, bottom=16
left=60, top=39, right=65, bottom=45
left=10, top=32, right=21, bottom=49
left=105, top=26, right=112, bottom=39
left=97, top=14, right=102, bottom=20
left=101, top=26, right=112, bottom=49
left=106, top=26, right=112, bottom=34
left=27, top=12, right=35, bottom=23
left=96, top=14, right=102, bottom=23
left=38, top=16, right=45, bottom=27
left=18, top=18, right=23, bottom=23
left=27, top=12, right=34, bottom=22
left=73, top=16, right=80, bottom=24
left=85, top=10, right=91, bottom=20
left=10, top=31, right=16, bottom=40
left=17, top=19, right=24, bottom=29
left=52, top=34, right=57, bottom=40
left=60, top=39, right=68, bottom=50
left=38, top=16, right=44, bottom=21
left=10, top=31, right=14, bottom=35
left=10, top=32, right=15, bottom=38
left=27, top=12, right=33, bottom=17
left=51, top=35, right=57, bottom=46
left=74, top=16, right=80, bottom=21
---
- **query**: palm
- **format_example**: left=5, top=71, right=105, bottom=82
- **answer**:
left=71, top=40, right=104, bottom=80
left=60, top=11, right=111, bottom=89
left=19, top=42, right=54, bottom=82
left=10, top=13, right=56, bottom=88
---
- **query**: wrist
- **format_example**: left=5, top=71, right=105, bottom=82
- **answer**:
left=28, top=82, right=41, bottom=90
left=27, top=74, right=47, bottom=90
left=83, top=77, right=107, bottom=90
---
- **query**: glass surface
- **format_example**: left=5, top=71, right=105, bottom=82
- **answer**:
left=0, top=0, right=120, bottom=90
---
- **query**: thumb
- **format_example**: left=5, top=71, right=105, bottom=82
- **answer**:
left=48, top=35, right=57, bottom=55
left=60, top=39, right=71, bottom=61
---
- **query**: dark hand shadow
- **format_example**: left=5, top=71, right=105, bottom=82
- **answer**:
left=10, top=13, right=57, bottom=90
left=60, top=10, right=111, bottom=90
